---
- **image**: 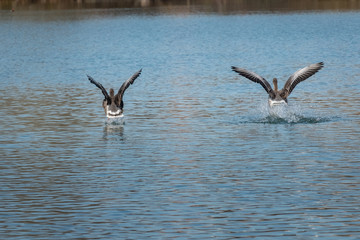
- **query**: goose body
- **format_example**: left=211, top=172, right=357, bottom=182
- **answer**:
left=87, top=69, right=142, bottom=118
left=231, top=62, right=324, bottom=106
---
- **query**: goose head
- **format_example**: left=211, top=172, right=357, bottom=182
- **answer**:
left=273, top=78, right=278, bottom=92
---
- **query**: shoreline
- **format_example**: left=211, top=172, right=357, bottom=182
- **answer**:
left=2, top=0, right=360, bottom=12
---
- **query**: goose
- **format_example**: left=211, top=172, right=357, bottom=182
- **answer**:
left=231, top=62, right=324, bottom=106
left=87, top=69, right=142, bottom=118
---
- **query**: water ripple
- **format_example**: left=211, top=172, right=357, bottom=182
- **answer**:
left=1, top=9, right=360, bottom=240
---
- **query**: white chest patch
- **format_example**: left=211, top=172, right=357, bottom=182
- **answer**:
left=107, top=112, right=124, bottom=119
left=106, top=106, right=123, bottom=118
left=269, top=99, right=287, bottom=107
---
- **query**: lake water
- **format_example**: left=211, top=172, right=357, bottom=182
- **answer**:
left=1, top=5, right=360, bottom=239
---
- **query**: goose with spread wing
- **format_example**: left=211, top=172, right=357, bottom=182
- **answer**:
left=87, top=69, right=142, bottom=118
left=231, top=62, right=324, bottom=106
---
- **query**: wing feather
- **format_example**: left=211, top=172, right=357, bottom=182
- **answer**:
left=87, top=75, right=111, bottom=104
left=115, top=69, right=142, bottom=108
left=231, top=66, right=275, bottom=97
left=281, top=62, right=324, bottom=98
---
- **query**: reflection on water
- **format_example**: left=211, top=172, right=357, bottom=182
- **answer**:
left=1, top=6, right=360, bottom=240
left=2, top=0, right=360, bottom=13
left=103, top=118, right=125, bottom=140
left=105, top=116, right=126, bottom=126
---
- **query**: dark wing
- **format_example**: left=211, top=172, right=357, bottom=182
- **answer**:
left=281, top=62, right=324, bottom=98
left=231, top=66, right=275, bottom=98
left=115, top=69, right=142, bottom=107
left=87, top=75, right=111, bottom=104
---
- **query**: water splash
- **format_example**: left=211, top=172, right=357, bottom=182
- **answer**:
left=256, top=102, right=333, bottom=124
left=232, top=102, right=335, bottom=124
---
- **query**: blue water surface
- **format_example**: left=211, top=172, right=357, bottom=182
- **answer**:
left=0, top=7, right=359, bottom=239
